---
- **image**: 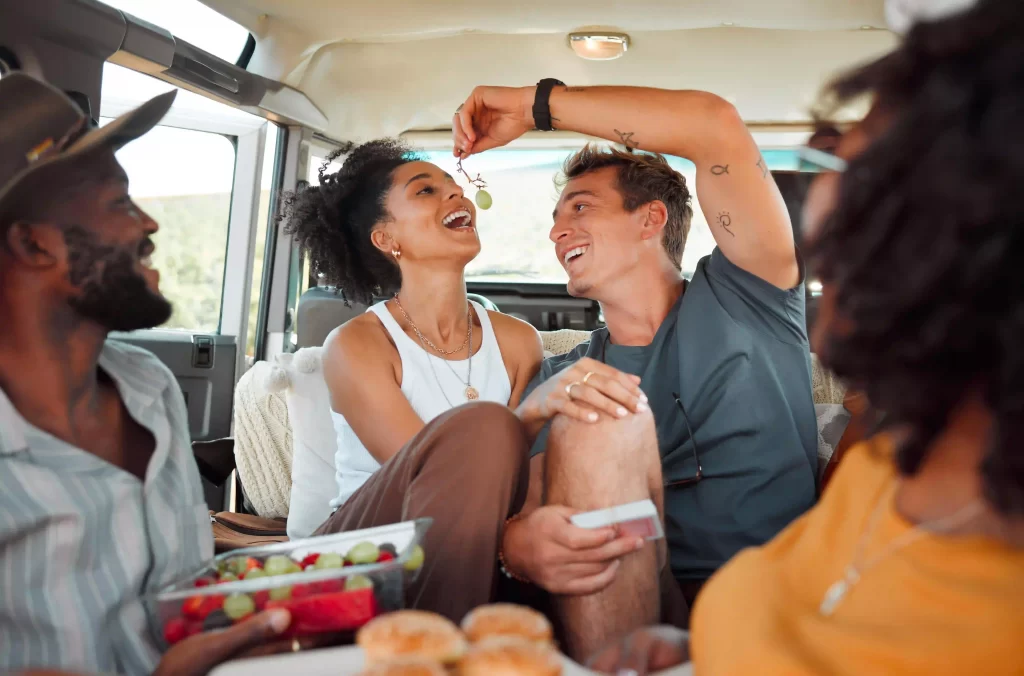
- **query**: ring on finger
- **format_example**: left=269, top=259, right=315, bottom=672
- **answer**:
left=582, top=371, right=596, bottom=385
left=565, top=381, right=583, bottom=399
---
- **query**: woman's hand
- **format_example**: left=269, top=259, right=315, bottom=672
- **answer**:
left=515, top=357, right=647, bottom=435
left=452, top=86, right=536, bottom=157
left=586, top=625, right=691, bottom=675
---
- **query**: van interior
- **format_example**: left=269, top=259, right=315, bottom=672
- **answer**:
left=0, top=0, right=894, bottom=517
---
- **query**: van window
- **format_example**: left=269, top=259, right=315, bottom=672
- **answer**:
left=98, top=0, right=250, bottom=63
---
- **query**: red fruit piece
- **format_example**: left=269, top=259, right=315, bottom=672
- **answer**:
left=163, top=617, right=188, bottom=645
left=266, top=588, right=378, bottom=634
left=377, top=551, right=395, bottom=563
left=201, top=594, right=224, bottom=616
left=181, top=596, right=208, bottom=620
left=253, top=590, right=270, bottom=610
left=245, top=557, right=262, bottom=571
left=300, top=553, right=320, bottom=568
left=311, top=579, right=343, bottom=594
left=291, top=583, right=311, bottom=599
left=184, top=620, right=204, bottom=638
left=193, top=576, right=215, bottom=588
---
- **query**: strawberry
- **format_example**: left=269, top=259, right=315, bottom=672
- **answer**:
left=266, top=588, right=378, bottom=634
left=300, top=553, right=320, bottom=568
left=163, top=617, right=188, bottom=645
left=193, top=576, right=215, bottom=588
left=291, top=583, right=311, bottom=599
left=377, top=551, right=395, bottom=563
left=181, top=595, right=208, bottom=620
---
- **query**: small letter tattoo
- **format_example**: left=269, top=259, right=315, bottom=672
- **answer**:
left=756, top=157, right=768, bottom=179
left=710, top=164, right=729, bottom=175
left=716, top=211, right=735, bottom=237
left=614, top=129, right=640, bottom=151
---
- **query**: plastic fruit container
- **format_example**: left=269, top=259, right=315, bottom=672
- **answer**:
left=150, top=518, right=431, bottom=646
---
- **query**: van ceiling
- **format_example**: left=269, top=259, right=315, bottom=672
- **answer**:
left=201, top=0, right=896, bottom=142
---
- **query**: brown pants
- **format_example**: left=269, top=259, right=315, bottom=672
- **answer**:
left=315, top=402, right=689, bottom=627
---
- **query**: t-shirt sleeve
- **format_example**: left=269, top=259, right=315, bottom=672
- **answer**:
left=702, top=247, right=808, bottom=345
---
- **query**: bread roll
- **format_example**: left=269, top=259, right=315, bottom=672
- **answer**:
left=457, top=637, right=563, bottom=676
left=357, top=610, right=468, bottom=665
left=461, top=603, right=554, bottom=645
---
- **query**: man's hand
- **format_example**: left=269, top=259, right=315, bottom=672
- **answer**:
left=452, top=86, right=536, bottom=157
left=503, top=505, right=644, bottom=595
left=515, top=357, right=647, bottom=440
left=154, top=608, right=291, bottom=676
left=586, top=625, right=691, bottom=675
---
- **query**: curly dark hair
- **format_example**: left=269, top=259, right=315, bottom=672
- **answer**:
left=809, top=0, right=1024, bottom=514
left=279, top=139, right=420, bottom=305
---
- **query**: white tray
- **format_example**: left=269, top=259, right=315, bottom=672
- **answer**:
left=211, top=644, right=693, bottom=676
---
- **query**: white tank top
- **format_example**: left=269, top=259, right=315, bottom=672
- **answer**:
left=330, top=300, right=512, bottom=508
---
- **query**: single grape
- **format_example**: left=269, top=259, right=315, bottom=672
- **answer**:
left=344, top=575, right=374, bottom=591
left=263, top=555, right=293, bottom=576
left=475, top=189, right=492, bottom=210
left=202, top=609, right=232, bottom=631
left=242, top=568, right=265, bottom=580
left=403, top=545, right=425, bottom=572
left=268, top=585, right=292, bottom=601
left=225, top=556, right=249, bottom=576
left=223, top=593, right=255, bottom=620
left=314, top=552, right=344, bottom=569
left=286, top=561, right=303, bottom=575
left=346, top=542, right=380, bottom=565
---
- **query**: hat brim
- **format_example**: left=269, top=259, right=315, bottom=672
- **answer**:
left=0, top=89, right=177, bottom=210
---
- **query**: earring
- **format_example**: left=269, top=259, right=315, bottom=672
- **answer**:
left=392, top=249, right=401, bottom=259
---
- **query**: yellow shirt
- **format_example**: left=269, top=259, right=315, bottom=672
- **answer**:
left=690, top=436, right=1024, bottom=675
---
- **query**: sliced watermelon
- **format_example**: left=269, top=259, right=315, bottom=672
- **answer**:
left=266, top=588, right=379, bottom=634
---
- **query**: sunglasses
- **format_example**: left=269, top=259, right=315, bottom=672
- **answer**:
left=665, top=392, right=703, bottom=489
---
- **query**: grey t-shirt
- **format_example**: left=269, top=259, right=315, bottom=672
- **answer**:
left=523, top=248, right=818, bottom=582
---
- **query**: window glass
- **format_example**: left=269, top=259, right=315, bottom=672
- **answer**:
left=99, top=0, right=250, bottom=63
left=305, top=148, right=799, bottom=284
left=107, top=123, right=235, bottom=332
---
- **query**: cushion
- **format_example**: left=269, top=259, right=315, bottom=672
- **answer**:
left=267, top=347, right=339, bottom=539
left=232, top=361, right=292, bottom=518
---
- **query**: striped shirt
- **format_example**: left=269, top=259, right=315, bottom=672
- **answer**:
left=0, top=340, right=214, bottom=675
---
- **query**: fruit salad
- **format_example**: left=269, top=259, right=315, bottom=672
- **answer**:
left=153, top=519, right=431, bottom=646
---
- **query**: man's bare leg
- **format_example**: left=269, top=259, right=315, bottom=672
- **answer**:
left=544, top=408, right=664, bottom=662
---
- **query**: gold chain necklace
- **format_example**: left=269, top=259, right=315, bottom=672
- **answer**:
left=819, top=481, right=985, bottom=617
left=392, top=295, right=479, bottom=401
left=392, top=295, right=470, bottom=356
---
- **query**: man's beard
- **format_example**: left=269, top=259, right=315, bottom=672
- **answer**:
left=63, top=225, right=173, bottom=331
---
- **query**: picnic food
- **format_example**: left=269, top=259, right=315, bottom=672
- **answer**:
left=460, top=604, right=553, bottom=645
left=162, top=539, right=422, bottom=645
left=356, top=658, right=449, bottom=676
left=456, top=636, right=563, bottom=676
left=455, top=157, right=492, bottom=210
left=357, top=610, right=469, bottom=666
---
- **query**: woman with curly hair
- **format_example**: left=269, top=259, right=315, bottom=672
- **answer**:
left=278, top=141, right=646, bottom=605
left=590, top=0, right=1024, bottom=673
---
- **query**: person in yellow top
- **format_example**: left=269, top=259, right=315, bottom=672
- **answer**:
left=588, top=0, right=1024, bottom=673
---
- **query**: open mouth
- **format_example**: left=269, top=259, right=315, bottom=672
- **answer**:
left=563, top=245, right=589, bottom=267
left=138, top=239, right=156, bottom=270
left=442, top=209, right=473, bottom=230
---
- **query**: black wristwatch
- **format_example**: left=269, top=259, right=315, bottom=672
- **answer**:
left=533, top=78, right=565, bottom=131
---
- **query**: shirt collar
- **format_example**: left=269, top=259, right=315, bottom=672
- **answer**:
left=0, top=340, right=166, bottom=456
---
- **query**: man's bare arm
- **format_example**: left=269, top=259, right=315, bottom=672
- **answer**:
left=546, top=86, right=798, bottom=289
left=455, top=85, right=799, bottom=289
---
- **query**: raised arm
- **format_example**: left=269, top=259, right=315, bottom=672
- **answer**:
left=454, top=85, right=799, bottom=289
left=322, top=318, right=425, bottom=465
